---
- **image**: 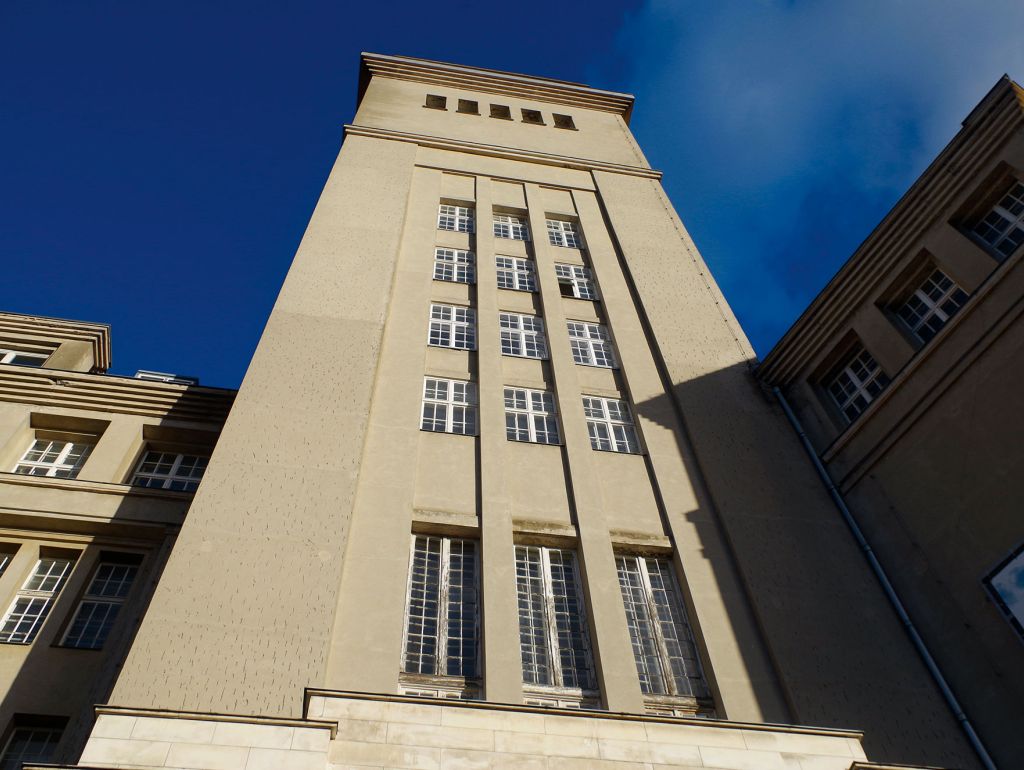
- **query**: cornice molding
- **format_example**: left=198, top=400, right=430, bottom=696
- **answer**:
left=360, top=53, right=635, bottom=122
left=759, top=77, right=1024, bottom=384
left=0, top=312, right=111, bottom=371
left=344, top=123, right=662, bottom=180
left=0, top=365, right=235, bottom=422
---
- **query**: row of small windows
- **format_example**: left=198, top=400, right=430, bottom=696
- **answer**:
left=12, top=439, right=208, bottom=490
left=421, top=377, right=641, bottom=454
left=427, top=304, right=616, bottom=368
left=0, top=548, right=139, bottom=650
left=402, top=534, right=709, bottom=709
left=425, top=94, right=576, bottom=130
left=825, top=266, right=969, bottom=424
left=434, top=249, right=597, bottom=300
left=823, top=177, right=1023, bottom=426
left=438, top=205, right=584, bottom=249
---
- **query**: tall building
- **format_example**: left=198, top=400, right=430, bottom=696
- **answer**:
left=759, top=75, right=1024, bottom=768
left=0, top=55, right=1008, bottom=770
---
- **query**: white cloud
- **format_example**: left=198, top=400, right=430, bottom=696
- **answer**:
left=604, top=0, right=1024, bottom=352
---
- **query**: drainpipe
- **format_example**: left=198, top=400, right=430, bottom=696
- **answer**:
left=771, top=386, right=997, bottom=770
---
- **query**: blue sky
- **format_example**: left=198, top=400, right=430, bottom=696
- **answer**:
left=2, top=1, right=1022, bottom=388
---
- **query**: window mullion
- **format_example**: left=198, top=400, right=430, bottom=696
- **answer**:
left=437, top=537, right=451, bottom=676
left=639, top=557, right=676, bottom=696
left=540, top=548, right=563, bottom=688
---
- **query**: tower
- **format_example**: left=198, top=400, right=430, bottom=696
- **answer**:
left=55, top=54, right=984, bottom=770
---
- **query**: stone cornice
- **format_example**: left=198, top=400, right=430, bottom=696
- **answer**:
left=0, top=311, right=111, bottom=372
left=344, top=123, right=663, bottom=180
left=759, top=77, right=1024, bottom=384
left=360, top=52, right=635, bottom=122
left=0, top=365, right=235, bottom=422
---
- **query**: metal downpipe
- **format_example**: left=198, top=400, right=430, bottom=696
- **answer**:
left=771, top=387, right=997, bottom=770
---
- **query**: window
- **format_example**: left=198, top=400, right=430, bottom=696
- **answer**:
left=553, top=113, right=576, bottom=130
left=827, top=347, right=890, bottom=423
left=133, top=370, right=199, bottom=385
left=583, top=397, right=641, bottom=453
left=403, top=536, right=479, bottom=687
left=14, top=440, right=92, bottom=479
left=567, top=321, right=616, bottom=367
left=555, top=264, right=597, bottom=300
left=0, top=349, right=47, bottom=367
left=0, top=557, right=75, bottom=644
left=421, top=378, right=478, bottom=435
left=972, top=180, right=1024, bottom=259
left=547, top=219, right=582, bottom=249
left=896, top=268, right=969, bottom=343
left=504, top=388, right=560, bottom=444
left=617, top=554, right=709, bottom=702
left=490, top=104, right=512, bottom=120
left=425, top=94, right=447, bottom=110
left=457, top=99, right=479, bottom=115
left=495, top=256, right=536, bottom=292
left=493, top=214, right=530, bottom=241
left=131, top=451, right=208, bottom=492
left=433, top=248, right=475, bottom=284
left=515, top=546, right=596, bottom=697
left=984, top=542, right=1024, bottom=640
left=437, top=204, right=475, bottom=233
left=0, top=723, right=63, bottom=770
left=61, top=559, right=139, bottom=649
left=427, top=304, right=476, bottom=350
left=499, top=313, right=548, bottom=359
left=521, top=108, right=544, bottom=125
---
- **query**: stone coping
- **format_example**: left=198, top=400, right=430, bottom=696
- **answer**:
left=94, top=705, right=338, bottom=739
left=303, top=687, right=865, bottom=740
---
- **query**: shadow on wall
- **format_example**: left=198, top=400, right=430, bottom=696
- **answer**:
left=633, top=361, right=981, bottom=770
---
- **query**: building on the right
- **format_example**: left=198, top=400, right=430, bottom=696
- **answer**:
left=758, top=74, right=1024, bottom=768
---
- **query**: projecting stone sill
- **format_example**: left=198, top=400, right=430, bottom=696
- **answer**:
left=66, top=693, right=950, bottom=769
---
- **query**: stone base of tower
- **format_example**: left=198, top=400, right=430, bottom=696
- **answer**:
left=35, top=690, right=951, bottom=770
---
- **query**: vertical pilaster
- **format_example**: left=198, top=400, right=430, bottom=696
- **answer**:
left=524, top=184, right=645, bottom=713
left=475, top=177, right=525, bottom=705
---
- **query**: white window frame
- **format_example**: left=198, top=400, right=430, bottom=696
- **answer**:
left=972, top=180, right=1024, bottom=259
left=499, top=313, right=548, bottom=359
left=438, top=204, right=475, bottom=233
left=567, top=321, right=616, bottom=368
left=402, top=535, right=480, bottom=693
left=616, top=554, right=709, bottom=704
left=826, top=347, right=890, bottom=423
left=0, top=557, right=75, bottom=644
left=495, top=256, right=537, bottom=292
left=493, top=214, right=530, bottom=241
left=433, top=248, right=475, bottom=284
left=0, top=725, right=63, bottom=768
left=0, top=349, right=48, bottom=367
left=131, top=451, right=208, bottom=492
left=546, top=219, right=582, bottom=248
left=427, top=304, right=476, bottom=350
left=504, top=388, right=560, bottom=445
left=420, top=378, right=478, bottom=435
left=583, top=396, right=641, bottom=454
left=896, top=268, right=969, bottom=343
left=515, top=545, right=597, bottom=701
left=13, top=439, right=93, bottom=479
left=555, top=263, right=597, bottom=300
left=61, top=560, right=139, bottom=650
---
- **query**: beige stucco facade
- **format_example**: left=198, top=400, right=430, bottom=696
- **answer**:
left=2, top=55, right=1007, bottom=770
left=759, top=77, right=1024, bottom=769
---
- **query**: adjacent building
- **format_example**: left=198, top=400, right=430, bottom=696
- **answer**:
left=0, top=312, right=233, bottom=766
left=0, top=55, right=1015, bottom=770
left=759, top=75, right=1024, bottom=768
